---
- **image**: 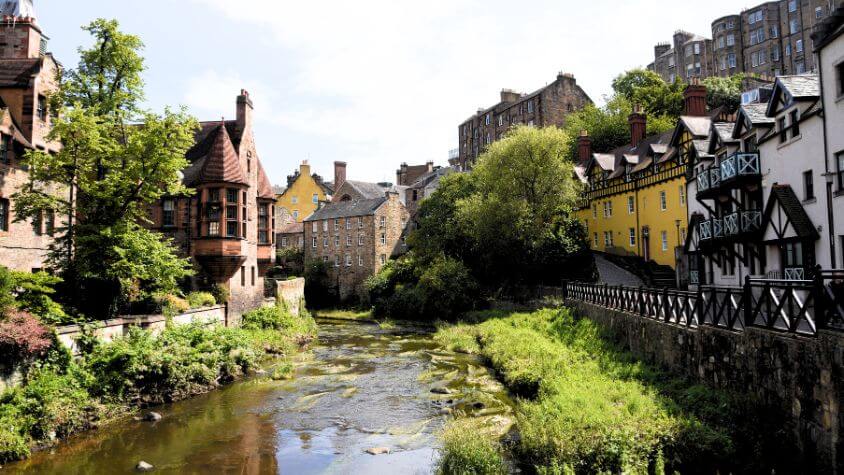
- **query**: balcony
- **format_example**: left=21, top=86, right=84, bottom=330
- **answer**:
left=699, top=220, right=712, bottom=241
left=696, top=167, right=722, bottom=200
left=719, top=152, right=761, bottom=187
left=700, top=210, right=762, bottom=247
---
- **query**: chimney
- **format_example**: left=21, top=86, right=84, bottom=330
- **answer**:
left=683, top=79, right=707, bottom=117
left=426, top=161, right=434, bottom=173
left=236, top=89, right=253, bottom=135
left=300, top=160, right=311, bottom=177
left=577, top=130, right=592, bottom=164
left=629, top=104, right=647, bottom=148
left=500, top=89, right=521, bottom=103
left=334, top=161, right=347, bottom=192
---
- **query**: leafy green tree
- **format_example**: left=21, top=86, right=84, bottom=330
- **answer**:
left=408, top=172, right=477, bottom=263
left=612, top=69, right=686, bottom=118
left=0, top=266, right=68, bottom=324
left=13, top=19, right=197, bottom=318
left=702, top=74, right=746, bottom=112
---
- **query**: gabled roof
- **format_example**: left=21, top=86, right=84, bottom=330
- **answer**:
left=592, top=153, right=616, bottom=172
left=708, top=122, right=738, bottom=154
left=185, top=124, right=247, bottom=186
left=408, top=166, right=456, bottom=189
left=692, top=139, right=714, bottom=159
left=304, top=198, right=386, bottom=221
left=762, top=185, right=819, bottom=243
left=679, top=116, right=712, bottom=137
left=344, top=180, right=390, bottom=199
left=733, top=103, right=775, bottom=139
left=766, top=75, right=820, bottom=117
left=279, top=222, right=304, bottom=234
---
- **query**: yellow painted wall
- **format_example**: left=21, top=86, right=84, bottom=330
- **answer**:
left=276, top=162, right=329, bottom=222
left=576, top=165, right=688, bottom=269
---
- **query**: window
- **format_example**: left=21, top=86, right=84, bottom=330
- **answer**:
left=251, top=266, right=256, bottom=286
left=334, top=236, right=340, bottom=247
left=345, top=255, right=352, bottom=267
left=771, top=25, right=778, bottom=38
left=772, top=47, right=780, bottom=62
left=604, top=231, right=610, bottom=247
left=498, top=115, right=503, bottom=127
left=629, top=228, right=636, bottom=247
left=837, top=62, right=844, bottom=97
left=679, top=185, right=686, bottom=206
left=592, top=205, right=597, bottom=218
left=604, top=201, right=613, bottom=218
left=728, top=53, right=736, bottom=68
left=627, top=196, right=635, bottom=214
left=795, top=39, right=803, bottom=54
left=281, top=237, right=288, bottom=247
left=485, top=113, right=490, bottom=125
left=380, top=233, right=386, bottom=245
left=32, top=210, right=42, bottom=236
left=334, top=219, right=340, bottom=232
left=346, top=218, right=352, bottom=230
left=726, top=34, right=735, bottom=47
left=784, top=242, right=804, bottom=268
left=291, top=196, right=298, bottom=205
left=379, top=216, right=386, bottom=228
left=312, top=193, right=319, bottom=204
left=527, top=101, right=534, bottom=113
left=796, top=61, right=805, bottom=74
left=258, top=204, right=269, bottom=243
left=36, top=95, right=47, bottom=121
left=323, top=220, right=328, bottom=232
left=208, top=221, right=220, bottom=237
left=162, top=199, right=175, bottom=227
left=790, top=19, right=799, bottom=35
left=241, top=266, right=246, bottom=286
left=380, top=255, right=387, bottom=265
left=778, top=117, right=788, bottom=143
left=593, top=233, right=599, bottom=248
left=659, top=191, right=667, bottom=211
left=816, top=6, right=823, bottom=19
left=788, top=0, right=797, bottom=13
left=359, top=234, right=365, bottom=246
left=312, top=221, right=318, bottom=233
left=790, top=110, right=800, bottom=138
left=323, top=236, right=328, bottom=247
left=45, top=209, right=54, bottom=236
left=803, top=171, right=814, bottom=201
left=312, top=237, right=317, bottom=248
left=837, top=152, right=844, bottom=191
left=661, top=231, right=668, bottom=251
left=0, top=199, right=8, bottom=232
left=358, top=216, right=364, bottom=228
left=334, top=255, right=340, bottom=267
left=346, top=234, right=352, bottom=246
left=718, top=36, right=725, bottom=49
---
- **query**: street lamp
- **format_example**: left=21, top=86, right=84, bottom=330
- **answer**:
left=675, top=220, right=682, bottom=247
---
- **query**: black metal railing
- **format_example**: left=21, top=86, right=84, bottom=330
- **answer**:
left=561, top=269, right=844, bottom=337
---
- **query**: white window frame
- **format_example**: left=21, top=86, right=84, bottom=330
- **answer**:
left=661, top=231, right=668, bottom=251
left=629, top=228, right=636, bottom=247
left=627, top=196, right=635, bottom=214
left=659, top=191, right=667, bottom=211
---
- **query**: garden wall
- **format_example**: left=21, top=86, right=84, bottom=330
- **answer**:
left=565, top=299, right=844, bottom=474
left=270, top=277, right=306, bottom=316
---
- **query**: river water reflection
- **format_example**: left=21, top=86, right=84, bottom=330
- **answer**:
left=6, top=318, right=514, bottom=474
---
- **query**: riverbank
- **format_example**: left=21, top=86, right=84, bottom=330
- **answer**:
left=435, top=307, right=797, bottom=474
left=0, top=304, right=317, bottom=465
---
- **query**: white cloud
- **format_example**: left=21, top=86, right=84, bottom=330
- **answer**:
left=183, top=70, right=277, bottom=122
left=187, top=0, right=744, bottom=182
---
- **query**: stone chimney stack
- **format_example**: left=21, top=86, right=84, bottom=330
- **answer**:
left=334, top=161, right=347, bottom=193
left=500, top=89, right=521, bottom=103
left=236, top=89, right=253, bottom=136
left=426, top=161, right=434, bottom=173
left=683, top=79, right=708, bottom=117
left=577, top=130, right=592, bottom=165
left=300, top=160, right=311, bottom=178
left=629, top=104, right=647, bottom=148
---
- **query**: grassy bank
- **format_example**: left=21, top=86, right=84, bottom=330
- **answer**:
left=0, top=304, right=316, bottom=464
left=435, top=308, right=795, bottom=474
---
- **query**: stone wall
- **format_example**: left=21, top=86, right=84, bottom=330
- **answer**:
left=270, top=277, right=305, bottom=315
left=566, top=299, right=844, bottom=473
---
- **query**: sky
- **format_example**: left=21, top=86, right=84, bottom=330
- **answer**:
left=38, top=0, right=746, bottom=186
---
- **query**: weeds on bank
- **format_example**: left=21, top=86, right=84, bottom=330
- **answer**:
left=435, top=308, right=793, bottom=474
left=437, top=418, right=507, bottom=475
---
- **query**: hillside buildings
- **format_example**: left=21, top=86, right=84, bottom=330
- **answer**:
left=0, top=3, right=63, bottom=272
left=275, top=160, right=333, bottom=224
left=649, top=0, right=843, bottom=82
left=147, top=91, right=276, bottom=318
left=457, top=72, right=591, bottom=170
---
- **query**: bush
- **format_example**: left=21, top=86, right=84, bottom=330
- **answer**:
left=0, top=266, right=70, bottom=325
left=437, top=419, right=507, bottom=475
left=186, top=292, right=216, bottom=309
left=210, top=284, right=229, bottom=306
left=0, top=311, right=53, bottom=361
left=156, top=294, right=189, bottom=316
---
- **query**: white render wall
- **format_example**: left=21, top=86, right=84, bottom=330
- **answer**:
left=819, top=33, right=844, bottom=269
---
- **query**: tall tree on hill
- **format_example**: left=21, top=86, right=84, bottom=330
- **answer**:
left=13, top=19, right=197, bottom=318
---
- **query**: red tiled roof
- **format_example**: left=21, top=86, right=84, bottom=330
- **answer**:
left=194, top=124, right=247, bottom=185
left=257, top=162, right=275, bottom=199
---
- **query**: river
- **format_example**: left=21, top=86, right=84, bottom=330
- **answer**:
left=5, top=318, right=514, bottom=474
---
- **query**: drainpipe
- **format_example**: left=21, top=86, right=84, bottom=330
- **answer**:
left=818, top=48, right=837, bottom=268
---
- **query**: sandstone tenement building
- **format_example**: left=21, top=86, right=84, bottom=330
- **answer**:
left=147, top=90, right=276, bottom=320
left=0, top=2, right=63, bottom=272
left=457, top=72, right=591, bottom=170
left=303, top=191, right=409, bottom=301
left=650, top=31, right=716, bottom=84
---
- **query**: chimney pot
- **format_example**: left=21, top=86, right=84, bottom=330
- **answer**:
left=334, top=161, right=347, bottom=193
left=683, top=83, right=708, bottom=117
left=628, top=105, right=647, bottom=148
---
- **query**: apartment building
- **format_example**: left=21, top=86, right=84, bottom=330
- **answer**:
left=147, top=91, right=276, bottom=319
left=0, top=1, right=64, bottom=272
left=303, top=191, right=409, bottom=301
left=457, top=72, right=591, bottom=170
left=649, top=31, right=716, bottom=83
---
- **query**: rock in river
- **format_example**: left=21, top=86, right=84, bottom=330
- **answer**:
left=365, top=447, right=391, bottom=455
left=135, top=461, right=154, bottom=472
left=143, top=412, right=162, bottom=422
left=430, top=386, right=451, bottom=395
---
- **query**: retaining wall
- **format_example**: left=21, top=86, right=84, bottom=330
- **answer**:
left=271, top=277, right=306, bottom=316
left=566, top=299, right=844, bottom=474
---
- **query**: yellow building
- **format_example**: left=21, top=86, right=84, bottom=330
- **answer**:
left=574, top=102, right=691, bottom=270
left=275, top=161, right=333, bottom=222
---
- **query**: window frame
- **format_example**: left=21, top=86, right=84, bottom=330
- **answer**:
left=803, top=170, right=815, bottom=201
left=659, top=191, right=667, bottom=211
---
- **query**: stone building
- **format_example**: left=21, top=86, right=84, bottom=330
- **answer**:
left=402, top=165, right=456, bottom=218
left=147, top=90, right=276, bottom=320
left=649, top=31, right=716, bottom=83
left=456, top=72, right=591, bottom=170
left=303, top=191, right=409, bottom=301
left=0, top=2, right=63, bottom=272
left=396, top=161, right=433, bottom=187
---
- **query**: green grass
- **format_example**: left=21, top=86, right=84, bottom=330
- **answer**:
left=315, top=309, right=373, bottom=321
left=435, top=308, right=788, bottom=474
left=437, top=418, right=507, bottom=475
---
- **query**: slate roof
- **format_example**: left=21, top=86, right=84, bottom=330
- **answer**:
left=304, top=198, right=386, bottom=221
left=763, top=185, right=820, bottom=241
left=679, top=116, right=712, bottom=137
left=256, top=162, right=275, bottom=199
left=741, top=103, right=775, bottom=125
left=279, top=222, right=304, bottom=234
left=0, top=58, right=39, bottom=88
left=692, top=140, right=713, bottom=158
left=273, top=185, right=287, bottom=196
left=345, top=180, right=390, bottom=199
left=650, top=144, right=669, bottom=155
left=184, top=124, right=247, bottom=186
left=777, top=75, right=820, bottom=99
left=408, top=166, right=455, bottom=189
left=592, top=153, right=616, bottom=171
left=712, top=123, right=737, bottom=144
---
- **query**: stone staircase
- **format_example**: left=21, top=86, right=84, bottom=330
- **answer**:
left=597, top=252, right=677, bottom=288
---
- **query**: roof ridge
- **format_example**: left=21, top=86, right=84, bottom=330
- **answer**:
left=196, top=124, right=248, bottom=185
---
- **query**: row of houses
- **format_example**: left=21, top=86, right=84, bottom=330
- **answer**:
left=648, top=0, right=842, bottom=82
left=577, top=5, right=844, bottom=289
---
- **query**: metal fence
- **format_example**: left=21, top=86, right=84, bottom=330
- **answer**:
left=557, top=270, right=844, bottom=337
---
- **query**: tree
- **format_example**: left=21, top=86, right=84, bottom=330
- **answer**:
left=702, top=74, right=746, bottom=112
left=408, top=172, right=476, bottom=263
left=13, top=19, right=198, bottom=318
left=612, top=69, right=686, bottom=118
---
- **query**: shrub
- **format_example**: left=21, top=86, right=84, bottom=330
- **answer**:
left=210, top=284, right=229, bottom=306
left=0, top=266, right=70, bottom=325
left=437, top=419, right=507, bottom=475
left=0, top=311, right=53, bottom=360
left=186, top=291, right=216, bottom=309
left=156, top=294, right=189, bottom=316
